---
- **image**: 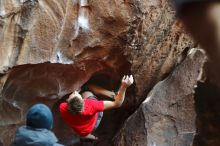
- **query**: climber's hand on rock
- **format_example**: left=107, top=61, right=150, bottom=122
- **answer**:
left=121, top=75, right=134, bottom=88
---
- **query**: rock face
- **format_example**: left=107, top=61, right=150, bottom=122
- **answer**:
left=114, top=49, right=206, bottom=146
left=0, top=0, right=199, bottom=146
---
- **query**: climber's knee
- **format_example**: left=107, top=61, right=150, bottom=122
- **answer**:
left=82, top=91, right=95, bottom=99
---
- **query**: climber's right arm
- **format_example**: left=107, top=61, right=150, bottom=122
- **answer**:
left=103, top=75, right=133, bottom=110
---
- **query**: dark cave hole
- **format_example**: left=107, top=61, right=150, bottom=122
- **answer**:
left=53, top=73, right=121, bottom=108
left=194, top=81, right=220, bottom=146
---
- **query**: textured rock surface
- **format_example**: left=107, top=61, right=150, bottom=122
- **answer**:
left=114, top=49, right=206, bottom=146
left=0, top=0, right=197, bottom=146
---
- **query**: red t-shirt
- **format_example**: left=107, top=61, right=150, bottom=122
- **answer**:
left=59, top=99, right=104, bottom=137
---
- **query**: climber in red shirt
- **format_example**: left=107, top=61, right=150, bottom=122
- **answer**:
left=59, top=75, right=134, bottom=140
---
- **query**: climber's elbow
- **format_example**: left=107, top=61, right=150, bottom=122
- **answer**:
left=114, top=101, right=123, bottom=108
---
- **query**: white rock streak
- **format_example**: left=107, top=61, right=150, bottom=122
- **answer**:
left=80, top=0, right=88, bottom=6
left=78, top=15, right=89, bottom=30
left=56, top=50, right=73, bottom=64
left=0, top=0, right=6, bottom=17
left=150, top=142, right=157, bottom=146
left=71, top=0, right=89, bottom=40
left=52, top=0, right=90, bottom=63
left=78, top=0, right=89, bottom=30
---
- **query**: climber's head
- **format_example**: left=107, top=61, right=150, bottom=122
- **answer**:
left=67, top=91, right=84, bottom=114
left=26, top=104, right=53, bottom=130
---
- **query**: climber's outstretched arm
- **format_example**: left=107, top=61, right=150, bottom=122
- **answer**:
left=103, top=75, right=134, bottom=110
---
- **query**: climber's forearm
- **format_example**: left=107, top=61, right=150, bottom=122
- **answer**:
left=114, top=83, right=127, bottom=107
left=103, top=83, right=127, bottom=110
